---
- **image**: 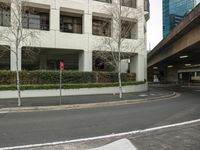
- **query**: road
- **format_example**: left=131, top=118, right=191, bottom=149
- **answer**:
left=0, top=87, right=200, bottom=148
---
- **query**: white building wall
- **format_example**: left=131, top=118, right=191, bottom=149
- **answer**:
left=0, top=0, right=149, bottom=81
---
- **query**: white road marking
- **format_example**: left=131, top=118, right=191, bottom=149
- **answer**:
left=0, top=111, right=9, bottom=114
left=150, top=94, right=155, bottom=96
left=90, top=138, right=137, bottom=150
left=1, top=118, right=200, bottom=150
left=138, top=94, right=148, bottom=97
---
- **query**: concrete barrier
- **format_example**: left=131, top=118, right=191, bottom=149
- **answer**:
left=0, top=84, right=148, bottom=99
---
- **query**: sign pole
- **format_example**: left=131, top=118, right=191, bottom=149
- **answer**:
left=59, top=61, right=64, bottom=105
left=59, top=68, right=62, bottom=105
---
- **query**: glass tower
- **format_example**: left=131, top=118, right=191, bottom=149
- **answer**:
left=163, top=0, right=200, bottom=38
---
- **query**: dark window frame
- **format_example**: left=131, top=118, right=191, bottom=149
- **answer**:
left=60, top=14, right=83, bottom=34
left=121, top=20, right=132, bottom=39
left=121, top=20, right=137, bottom=39
left=22, top=7, right=50, bottom=31
left=144, top=0, right=149, bottom=11
left=92, top=16, right=111, bottom=37
left=121, top=0, right=137, bottom=8
left=0, top=3, right=11, bottom=27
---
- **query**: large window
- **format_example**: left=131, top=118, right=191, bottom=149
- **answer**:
left=0, top=46, right=10, bottom=70
left=92, top=16, right=111, bottom=37
left=0, top=3, right=10, bottom=27
left=94, top=0, right=112, bottom=3
left=60, top=12, right=82, bottom=34
left=22, top=7, right=50, bottom=31
left=144, top=0, right=149, bottom=11
left=121, top=0, right=137, bottom=8
left=121, top=21, right=137, bottom=39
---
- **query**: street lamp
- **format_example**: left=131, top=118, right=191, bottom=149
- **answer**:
left=179, top=55, right=188, bottom=59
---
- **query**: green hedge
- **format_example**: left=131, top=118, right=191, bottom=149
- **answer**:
left=0, top=81, right=145, bottom=91
left=0, top=70, right=136, bottom=85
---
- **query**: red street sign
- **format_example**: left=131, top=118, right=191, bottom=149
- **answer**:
left=60, top=61, right=64, bottom=71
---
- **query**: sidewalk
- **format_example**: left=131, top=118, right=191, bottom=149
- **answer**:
left=0, top=87, right=174, bottom=109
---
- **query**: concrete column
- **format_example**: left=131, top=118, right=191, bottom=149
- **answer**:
left=194, top=72, right=197, bottom=77
left=144, top=54, right=147, bottom=80
left=136, top=0, right=145, bottom=40
left=50, top=3, right=59, bottom=47
left=79, top=51, right=92, bottom=72
left=137, top=19, right=145, bottom=40
left=120, top=59, right=129, bottom=73
left=82, top=2, right=93, bottom=72
left=50, top=7, right=60, bottom=31
left=83, top=14, right=92, bottom=34
left=10, top=47, right=22, bottom=71
left=166, top=67, right=178, bottom=83
left=130, top=54, right=145, bottom=81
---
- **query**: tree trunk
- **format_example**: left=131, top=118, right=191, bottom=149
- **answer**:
left=16, top=50, right=21, bottom=107
left=118, top=2, right=122, bottom=99
left=118, top=61, right=123, bottom=99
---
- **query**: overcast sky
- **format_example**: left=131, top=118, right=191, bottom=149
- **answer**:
left=147, top=0, right=163, bottom=51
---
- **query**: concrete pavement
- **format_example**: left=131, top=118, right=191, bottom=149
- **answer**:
left=24, top=120, right=200, bottom=150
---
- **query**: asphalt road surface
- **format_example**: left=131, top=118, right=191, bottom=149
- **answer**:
left=0, top=86, right=200, bottom=148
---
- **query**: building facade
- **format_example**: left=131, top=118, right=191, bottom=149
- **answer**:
left=0, top=0, right=149, bottom=81
left=163, top=0, right=200, bottom=37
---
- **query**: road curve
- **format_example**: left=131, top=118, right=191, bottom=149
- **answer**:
left=0, top=87, right=200, bottom=148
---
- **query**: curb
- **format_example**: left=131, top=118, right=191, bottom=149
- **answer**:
left=0, top=92, right=177, bottom=113
left=181, top=85, right=200, bottom=89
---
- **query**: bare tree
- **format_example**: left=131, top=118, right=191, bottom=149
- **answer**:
left=93, top=0, right=144, bottom=98
left=0, top=0, right=39, bottom=106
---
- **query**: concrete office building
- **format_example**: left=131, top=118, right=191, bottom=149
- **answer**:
left=163, top=0, right=200, bottom=37
left=0, top=0, right=149, bottom=81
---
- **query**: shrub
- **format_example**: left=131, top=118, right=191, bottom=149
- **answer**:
left=0, top=70, right=136, bottom=85
left=0, top=70, right=16, bottom=84
left=0, top=81, right=145, bottom=91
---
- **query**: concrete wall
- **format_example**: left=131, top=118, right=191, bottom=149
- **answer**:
left=0, top=84, right=148, bottom=99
